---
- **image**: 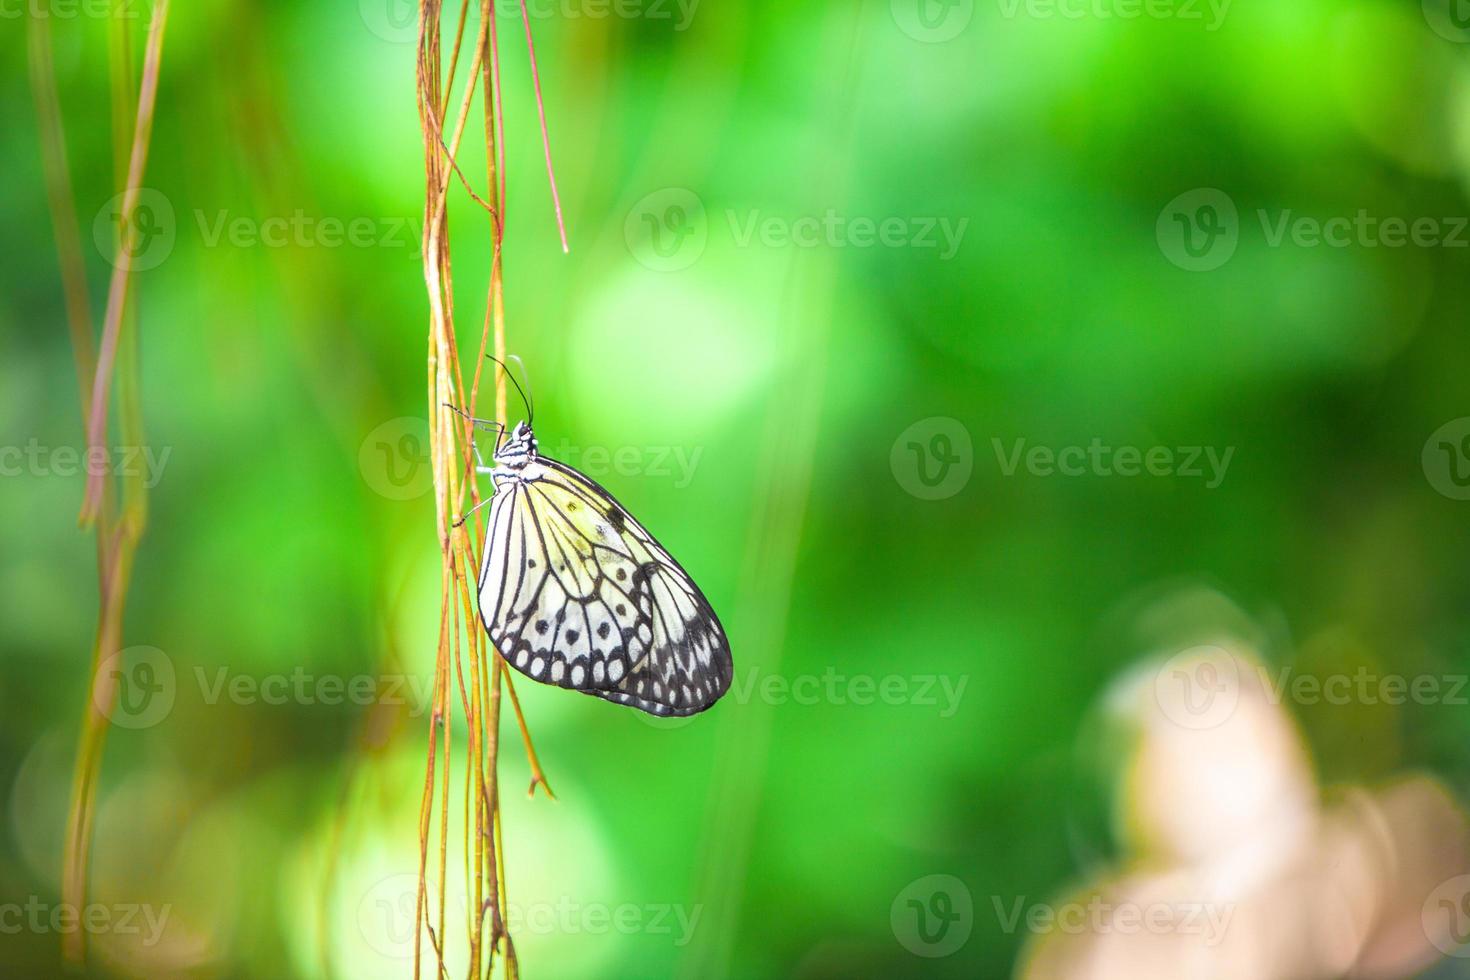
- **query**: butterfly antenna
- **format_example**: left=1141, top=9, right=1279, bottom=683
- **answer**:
left=507, top=354, right=534, bottom=424
left=485, top=354, right=535, bottom=425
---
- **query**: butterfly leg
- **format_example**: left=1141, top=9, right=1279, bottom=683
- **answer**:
left=452, top=421, right=497, bottom=528
left=472, top=441, right=495, bottom=476
left=453, top=490, right=496, bottom=528
left=443, top=402, right=507, bottom=454
left=443, top=402, right=503, bottom=432
left=443, top=404, right=501, bottom=474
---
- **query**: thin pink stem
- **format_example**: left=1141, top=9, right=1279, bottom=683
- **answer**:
left=81, top=0, right=170, bottom=524
left=489, top=2, right=506, bottom=212
left=516, top=0, right=568, bottom=252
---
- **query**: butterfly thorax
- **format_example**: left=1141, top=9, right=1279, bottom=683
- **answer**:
left=493, top=420, right=538, bottom=471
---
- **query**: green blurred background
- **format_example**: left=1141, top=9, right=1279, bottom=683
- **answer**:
left=8, top=0, right=1470, bottom=976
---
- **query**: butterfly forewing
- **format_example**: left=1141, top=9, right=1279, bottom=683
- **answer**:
left=478, top=455, right=732, bottom=716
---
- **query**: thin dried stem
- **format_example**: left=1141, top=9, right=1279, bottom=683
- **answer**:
left=515, top=0, right=568, bottom=252
left=502, top=672, right=554, bottom=798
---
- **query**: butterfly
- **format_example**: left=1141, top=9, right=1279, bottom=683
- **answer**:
left=468, top=411, right=733, bottom=717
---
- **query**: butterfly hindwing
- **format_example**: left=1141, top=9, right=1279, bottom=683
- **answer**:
left=478, top=456, right=731, bottom=716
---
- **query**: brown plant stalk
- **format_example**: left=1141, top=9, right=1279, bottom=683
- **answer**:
left=413, top=0, right=561, bottom=975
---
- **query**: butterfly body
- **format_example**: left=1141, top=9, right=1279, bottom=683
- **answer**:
left=477, top=421, right=732, bottom=717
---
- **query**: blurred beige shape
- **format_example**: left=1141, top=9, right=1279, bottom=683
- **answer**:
left=1351, top=779, right=1470, bottom=977
left=89, top=766, right=227, bottom=978
left=1021, top=645, right=1470, bottom=980
left=10, top=734, right=224, bottom=978
left=1132, top=644, right=1316, bottom=878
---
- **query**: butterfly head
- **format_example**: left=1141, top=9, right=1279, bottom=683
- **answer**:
left=494, top=420, right=537, bottom=469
